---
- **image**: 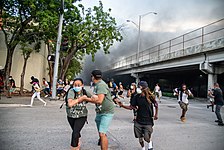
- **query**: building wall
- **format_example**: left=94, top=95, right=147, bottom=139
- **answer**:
left=0, top=31, right=49, bottom=91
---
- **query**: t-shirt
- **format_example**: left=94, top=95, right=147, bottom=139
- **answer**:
left=33, top=83, right=41, bottom=92
left=9, top=79, right=16, bottom=88
left=212, top=88, right=224, bottom=106
left=131, top=94, right=154, bottom=125
left=93, top=80, right=114, bottom=114
left=43, top=81, right=49, bottom=88
left=66, top=88, right=92, bottom=118
left=175, top=88, right=192, bottom=104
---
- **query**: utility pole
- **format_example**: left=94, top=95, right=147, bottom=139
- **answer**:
left=52, top=0, right=64, bottom=99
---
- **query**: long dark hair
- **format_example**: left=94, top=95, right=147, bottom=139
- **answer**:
left=142, top=88, right=156, bottom=104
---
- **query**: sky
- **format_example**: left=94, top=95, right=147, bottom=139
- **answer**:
left=78, top=0, right=224, bottom=81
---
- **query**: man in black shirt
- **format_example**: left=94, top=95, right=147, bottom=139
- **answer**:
left=209, top=83, right=224, bottom=126
left=116, top=81, right=158, bottom=150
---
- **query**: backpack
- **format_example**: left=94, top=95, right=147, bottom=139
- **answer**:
left=60, top=87, right=87, bottom=109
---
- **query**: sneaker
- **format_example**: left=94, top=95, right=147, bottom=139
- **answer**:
left=215, top=120, right=221, bottom=123
left=44, top=95, right=48, bottom=98
left=181, top=117, right=186, bottom=122
left=218, top=122, right=224, bottom=126
left=206, top=105, right=209, bottom=109
left=44, top=102, right=47, bottom=106
left=148, top=148, right=153, bottom=150
left=97, top=138, right=101, bottom=146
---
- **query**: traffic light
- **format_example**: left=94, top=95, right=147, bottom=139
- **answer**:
left=47, top=55, right=55, bottom=61
left=61, top=37, right=68, bottom=51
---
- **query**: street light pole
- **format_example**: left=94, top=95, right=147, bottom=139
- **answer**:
left=52, top=0, right=64, bottom=99
left=127, top=12, right=157, bottom=64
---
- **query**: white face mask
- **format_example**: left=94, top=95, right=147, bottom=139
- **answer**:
left=130, top=86, right=134, bottom=90
left=136, top=88, right=142, bottom=94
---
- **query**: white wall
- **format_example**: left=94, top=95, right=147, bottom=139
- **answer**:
left=0, top=31, right=49, bottom=90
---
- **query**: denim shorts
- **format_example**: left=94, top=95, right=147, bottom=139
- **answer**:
left=95, top=113, right=114, bottom=134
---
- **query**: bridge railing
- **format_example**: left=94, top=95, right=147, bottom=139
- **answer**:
left=108, top=18, right=224, bottom=71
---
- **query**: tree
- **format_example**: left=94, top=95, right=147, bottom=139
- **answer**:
left=57, top=1, right=122, bottom=79
left=19, top=41, right=40, bottom=95
left=0, top=0, right=60, bottom=88
left=1, top=0, right=122, bottom=87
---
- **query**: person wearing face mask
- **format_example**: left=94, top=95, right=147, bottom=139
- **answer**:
left=116, top=81, right=158, bottom=150
left=66, top=78, right=92, bottom=150
left=81, top=70, right=114, bottom=150
left=127, top=83, right=137, bottom=122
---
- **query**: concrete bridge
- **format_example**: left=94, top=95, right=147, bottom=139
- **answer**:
left=104, top=18, right=224, bottom=97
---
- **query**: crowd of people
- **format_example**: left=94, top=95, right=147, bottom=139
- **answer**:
left=0, top=70, right=223, bottom=150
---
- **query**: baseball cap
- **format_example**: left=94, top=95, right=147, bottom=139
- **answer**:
left=138, top=81, right=148, bottom=89
left=91, top=70, right=102, bottom=78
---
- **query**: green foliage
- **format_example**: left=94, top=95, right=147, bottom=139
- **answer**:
left=66, top=58, right=82, bottom=79
left=1, top=0, right=123, bottom=78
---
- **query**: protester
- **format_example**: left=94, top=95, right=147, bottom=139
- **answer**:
left=42, top=78, right=50, bottom=97
left=57, top=79, right=64, bottom=98
left=118, top=82, right=124, bottom=99
left=207, top=88, right=214, bottom=112
left=127, top=82, right=137, bottom=122
left=7, top=76, right=16, bottom=98
left=174, top=84, right=193, bottom=122
left=82, top=70, right=114, bottom=150
left=66, top=78, right=92, bottom=150
left=30, top=76, right=39, bottom=92
left=208, top=83, right=224, bottom=126
left=116, top=81, right=158, bottom=150
left=154, top=83, right=162, bottom=103
left=29, top=82, right=47, bottom=107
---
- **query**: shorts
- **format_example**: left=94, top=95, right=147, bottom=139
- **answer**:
left=179, top=101, right=188, bottom=111
left=9, top=88, right=15, bottom=93
left=95, top=113, right=114, bottom=134
left=134, top=121, right=153, bottom=141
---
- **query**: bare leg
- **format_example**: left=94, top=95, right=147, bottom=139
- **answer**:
left=100, top=133, right=108, bottom=150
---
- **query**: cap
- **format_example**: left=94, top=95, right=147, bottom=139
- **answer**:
left=91, top=70, right=102, bottom=78
left=138, top=81, right=148, bottom=89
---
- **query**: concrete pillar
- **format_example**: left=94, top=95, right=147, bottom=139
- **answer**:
left=131, top=73, right=141, bottom=84
left=207, top=74, right=217, bottom=90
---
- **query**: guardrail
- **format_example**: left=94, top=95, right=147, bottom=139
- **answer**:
left=107, top=18, right=224, bottom=71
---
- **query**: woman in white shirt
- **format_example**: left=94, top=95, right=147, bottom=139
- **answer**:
left=174, top=84, right=193, bottom=122
left=30, top=82, right=47, bottom=107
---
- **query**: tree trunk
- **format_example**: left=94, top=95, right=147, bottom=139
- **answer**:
left=3, top=47, right=15, bottom=91
left=59, top=50, right=76, bottom=80
left=20, top=57, right=29, bottom=95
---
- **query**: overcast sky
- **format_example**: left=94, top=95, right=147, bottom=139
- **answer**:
left=78, top=0, right=224, bottom=81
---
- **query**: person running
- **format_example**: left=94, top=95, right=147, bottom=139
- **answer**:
left=82, top=70, right=114, bottom=150
left=66, top=78, right=92, bottom=150
left=154, top=83, right=162, bottom=103
left=30, top=76, right=39, bottom=92
left=57, top=79, right=64, bottom=99
left=7, top=76, right=16, bottom=98
left=42, top=78, right=50, bottom=97
left=174, top=84, right=193, bottom=122
left=29, top=82, right=47, bottom=107
left=127, top=83, right=137, bottom=122
left=118, top=82, right=124, bottom=99
left=207, top=88, right=214, bottom=112
left=116, top=81, right=158, bottom=150
left=208, top=83, right=224, bottom=126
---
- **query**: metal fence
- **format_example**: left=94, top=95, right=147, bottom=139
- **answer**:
left=108, top=18, right=224, bottom=70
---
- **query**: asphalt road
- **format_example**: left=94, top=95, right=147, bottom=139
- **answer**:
left=0, top=91, right=224, bottom=150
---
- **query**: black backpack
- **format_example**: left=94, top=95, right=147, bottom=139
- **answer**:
left=60, top=87, right=87, bottom=109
